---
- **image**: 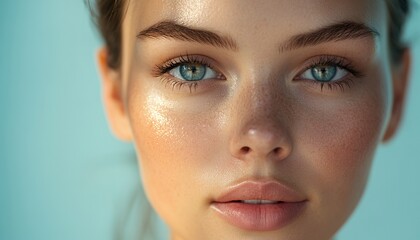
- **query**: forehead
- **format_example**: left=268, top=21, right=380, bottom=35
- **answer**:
left=126, top=0, right=387, bottom=38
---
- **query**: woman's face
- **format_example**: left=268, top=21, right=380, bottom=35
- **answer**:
left=100, top=0, right=408, bottom=239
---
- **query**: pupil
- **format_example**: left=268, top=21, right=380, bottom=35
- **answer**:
left=180, top=63, right=206, bottom=81
left=311, top=65, right=337, bottom=82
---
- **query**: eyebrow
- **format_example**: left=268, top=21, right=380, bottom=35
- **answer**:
left=280, top=21, right=379, bottom=52
left=137, top=21, right=238, bottom=51
left=137, top=21, right=379, bottom=52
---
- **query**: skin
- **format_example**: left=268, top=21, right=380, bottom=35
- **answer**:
left=97, top=0, right=411, bottom=239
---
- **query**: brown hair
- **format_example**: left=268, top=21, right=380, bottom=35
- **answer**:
left=87, top=0, right=410, bottom=68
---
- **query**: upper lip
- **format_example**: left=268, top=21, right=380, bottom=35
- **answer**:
left=213, top=179, right=306, bottom=203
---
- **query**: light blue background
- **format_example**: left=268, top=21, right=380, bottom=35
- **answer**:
left=0, top=1, right=419, bottom=239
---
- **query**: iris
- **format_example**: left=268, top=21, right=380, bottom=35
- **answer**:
left=179, top=63, right=207, bottom=81
left=311, top=65, right=337, bottom=82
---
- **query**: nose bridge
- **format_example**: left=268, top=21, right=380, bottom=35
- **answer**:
left=236, top=68, right=291, bottom=128
left=228, top=71, right=293, bottom=162
left=250, top=79, right=280, bottom=120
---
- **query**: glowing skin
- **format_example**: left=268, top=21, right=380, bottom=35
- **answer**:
left=97, top=0, right=410, bottom=239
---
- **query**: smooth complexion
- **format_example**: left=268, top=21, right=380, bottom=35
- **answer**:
left=98, top=0, right=410, bottom=239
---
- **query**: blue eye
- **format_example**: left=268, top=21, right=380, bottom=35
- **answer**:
left=301, top=65, right=348, bottom=82
left=169, top=63, right=218, bottom=81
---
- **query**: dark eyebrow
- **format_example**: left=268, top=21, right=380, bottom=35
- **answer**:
left=137, top=21, right=238, bottom=51
left=280, top=21, right=379, bottom=52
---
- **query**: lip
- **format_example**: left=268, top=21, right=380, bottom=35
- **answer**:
left=211, top=180, right=307, bottom=231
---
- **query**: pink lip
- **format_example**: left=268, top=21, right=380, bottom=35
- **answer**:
left=211, top=180, right=307, bottom=231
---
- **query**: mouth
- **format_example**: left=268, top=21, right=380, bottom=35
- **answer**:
left=235, top=200, right=284, bottom=204
left=211, top=180, right=307, bottom=231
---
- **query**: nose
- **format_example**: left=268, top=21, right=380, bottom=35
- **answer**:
left=230, top=121, right=292, bottom=162
left=229, top=83, right=293, bottom=162
left=231, top=126, right=291, bottom=160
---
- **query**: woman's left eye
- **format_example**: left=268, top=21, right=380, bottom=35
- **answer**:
left=168, top=63, right=218, bottom=81
left=300, top=65, right=348, bottom=82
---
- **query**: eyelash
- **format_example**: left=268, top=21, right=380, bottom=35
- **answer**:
left=152, top=54, right=363, bottom=92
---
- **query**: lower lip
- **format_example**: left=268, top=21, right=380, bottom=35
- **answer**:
left=211, top=201, right=306, bottom=231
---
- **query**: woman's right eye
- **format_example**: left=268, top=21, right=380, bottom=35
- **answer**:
left=168, top=63, right=219, bottom=81
left=153, top=55, right=227, bottom=93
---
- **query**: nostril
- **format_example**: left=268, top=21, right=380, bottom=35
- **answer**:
left=273, top=147, right=281, bottom=154
left=240, top=146, right=251, bottom=154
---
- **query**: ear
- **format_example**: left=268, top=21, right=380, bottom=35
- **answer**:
left=97, top=47, right=133, bottom=141
left=382, top=49, right=411, bottom=142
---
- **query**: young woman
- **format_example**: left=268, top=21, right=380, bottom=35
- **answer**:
left=90, top=0, right=411, bottom=239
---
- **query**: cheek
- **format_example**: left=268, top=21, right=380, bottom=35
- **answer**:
left=300, top=100, right=381, bottom=191
left=126, top=84, right=222, bottom=230
left=294, top=75, right=390, bottom=225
